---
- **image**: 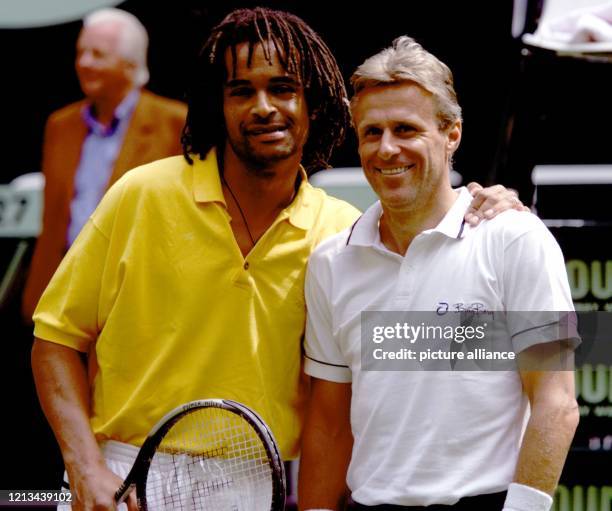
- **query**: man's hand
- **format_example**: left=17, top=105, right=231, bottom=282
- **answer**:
left=68, top=462, right=137, bottom=511
left=31, top=339, right=136, bottom=510
left=465, top=183, right=529, bottom=226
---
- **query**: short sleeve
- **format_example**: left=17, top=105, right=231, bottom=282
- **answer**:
left=502, top=221, right=580, bottom=353
left=304, top=254, right=352, bottom=383
left=33, top=212, right=113, bottom=352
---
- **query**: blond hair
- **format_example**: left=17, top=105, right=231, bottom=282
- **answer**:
left=350, top=36, right=461, bottom=130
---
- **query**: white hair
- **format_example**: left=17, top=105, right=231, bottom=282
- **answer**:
left=83, top=8, right=149, bottom=86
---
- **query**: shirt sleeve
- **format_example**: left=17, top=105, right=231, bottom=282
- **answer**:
left=304, top=254, right=352, bottom=383
left=33, top=218, right=110, bottom=352
left=502, top=219, right=580, bottom=353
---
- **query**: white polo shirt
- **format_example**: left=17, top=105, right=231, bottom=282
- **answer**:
left=304, top=187, right=576, bottom=506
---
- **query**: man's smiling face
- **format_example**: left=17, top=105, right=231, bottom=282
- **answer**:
left=222, top=41, right=310, bottom=174
left=352, top=82, right=461, bottom=214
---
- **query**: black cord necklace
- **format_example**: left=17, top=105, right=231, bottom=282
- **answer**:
left=221, top=175, right=257, bottom=247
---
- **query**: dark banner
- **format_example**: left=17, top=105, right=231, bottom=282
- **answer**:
left=550, top=225, right=611, bottom=507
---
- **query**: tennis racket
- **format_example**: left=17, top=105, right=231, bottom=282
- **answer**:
left=115, top=399, right=286, bottom=510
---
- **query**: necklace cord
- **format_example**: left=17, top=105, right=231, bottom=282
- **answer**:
left=220, top=171, right=301, bottom=248
left=221, top=175, right=257, bottom=247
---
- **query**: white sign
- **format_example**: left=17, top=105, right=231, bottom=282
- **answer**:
left=0, top=186, right=42, bottom=238
left=0, top=0, right=122, bottom=29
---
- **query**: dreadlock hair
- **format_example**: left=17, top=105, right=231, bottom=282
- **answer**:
left=181, top=7, right=350, bottom=174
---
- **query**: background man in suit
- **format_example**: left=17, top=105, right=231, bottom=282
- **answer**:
left=22, top=7, right=186, bottom=320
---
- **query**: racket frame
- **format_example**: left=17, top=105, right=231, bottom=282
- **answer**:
left=115, top=398, right=286, bottom=510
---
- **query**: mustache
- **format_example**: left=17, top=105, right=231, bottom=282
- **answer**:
left=242, top=119, right=293, bottom=135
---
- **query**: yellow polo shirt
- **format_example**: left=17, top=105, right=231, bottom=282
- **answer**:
left=33, top=150, right=360, bottom=459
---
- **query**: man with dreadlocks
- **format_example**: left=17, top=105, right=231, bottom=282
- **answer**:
left=30, top=7, right=523, bottom=510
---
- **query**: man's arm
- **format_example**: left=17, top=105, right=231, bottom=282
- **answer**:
left=505, top=342, right=579, bottom=510
left=298, top=378, right=353, bottom=511
left=515, top=343, right=579, bottom=493
left=32, top=339, right=137, bottom=511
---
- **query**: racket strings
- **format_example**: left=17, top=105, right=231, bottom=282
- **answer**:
left=143, top=406, right=274, bottom=510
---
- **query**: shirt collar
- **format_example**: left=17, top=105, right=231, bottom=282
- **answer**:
left=82, top=88, right=140, bottom=137
left=282, top=167, right=314, bottom=230
left=347, top=201, right=383, bottom=247
left=433, top=186, right=471, bottom=239
left=191, top=148, right=313, bottom=230
left=192, top=148, right=225, bottom=204
left=348, top=186, right=472, bottom=247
